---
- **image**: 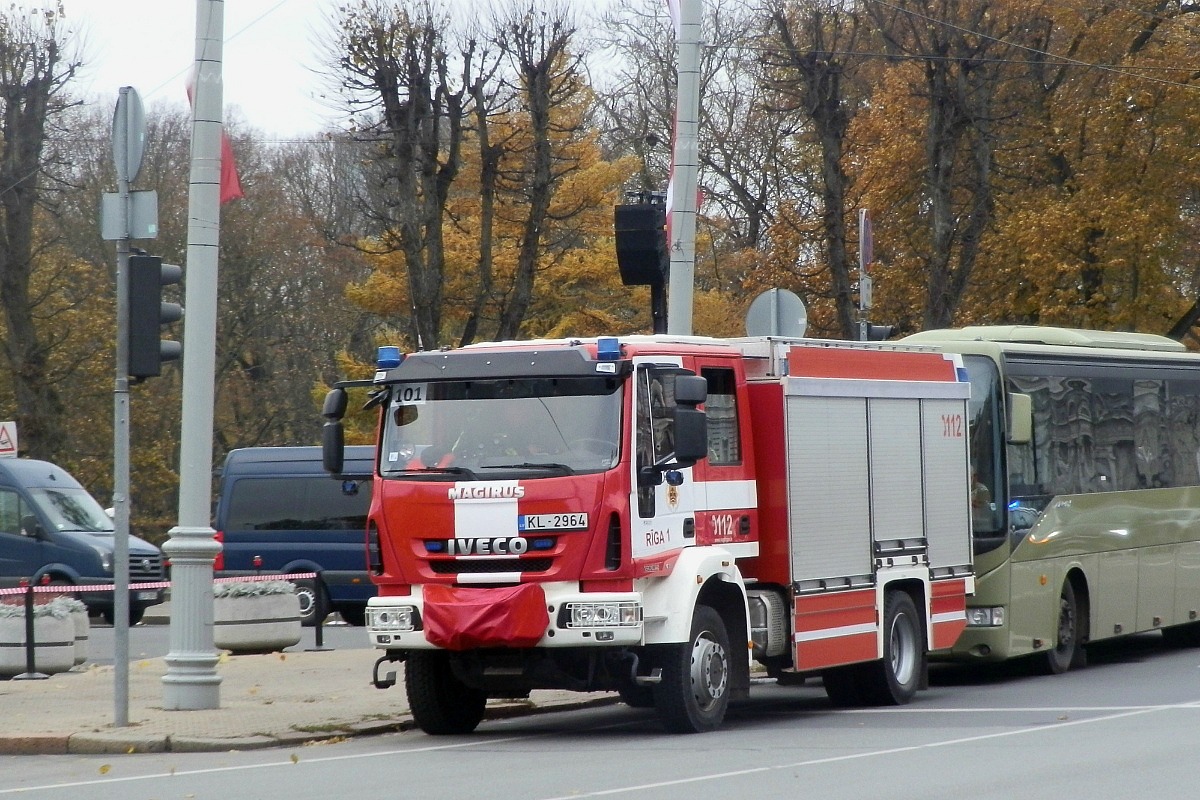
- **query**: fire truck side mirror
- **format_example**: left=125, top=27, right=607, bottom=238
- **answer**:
left=672, top=408, right=707, bottom=467
left=322, top=422, right=345, bottom=475
left=323, top=388, right=348, bottom=420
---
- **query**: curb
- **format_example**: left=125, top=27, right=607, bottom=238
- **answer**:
left=0, top=695, right=621, bottom=756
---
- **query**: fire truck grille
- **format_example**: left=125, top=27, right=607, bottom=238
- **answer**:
left=430, top=558, right=553, bottom=575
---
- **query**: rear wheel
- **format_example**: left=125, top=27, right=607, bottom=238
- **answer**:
left=292, top=579, right=329, bottom=627
left=655, top=605, right=731, bottom=733
left=405, top=651, right=487, bottom=735
left=857, top=591, right=923, bottom=706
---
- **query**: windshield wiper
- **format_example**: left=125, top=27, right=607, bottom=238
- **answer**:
left=480, top=462, right=575, bottom=475
left=391, top=466, right=480, bottom=480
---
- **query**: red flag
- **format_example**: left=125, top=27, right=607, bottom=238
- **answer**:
left=186, top=78, right=244, bottom=204
left=219, top=130, right=244, bottom=204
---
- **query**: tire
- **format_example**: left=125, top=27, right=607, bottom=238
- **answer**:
left=822, top=664, right=867, bottom=707
left=338, top=604, right=367, bottom=627
left=101, top=606, right=146, bottom=627
left=1035, top=579, right=1084, bottom=675
left=405, top=651, right=487, bottom=735
left=292, top=579, right=329, bottom=627
left=616, top=681, right=657, bottom=709
left=1162, top=621, right=1200, bottom=648
left=857, top=591, right=923, bottom=706
left=655, top=605, right=732, bottom=734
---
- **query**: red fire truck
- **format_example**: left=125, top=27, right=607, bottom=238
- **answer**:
left=321, top=335, right=974, bottom=734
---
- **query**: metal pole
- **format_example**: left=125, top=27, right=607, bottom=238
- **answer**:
left=162, top=0, right=224, bottom=710
left=112, top=86, right=133, bottom=724
left=666, top=0, right=702, bottom=336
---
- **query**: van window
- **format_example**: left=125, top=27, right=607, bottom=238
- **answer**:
left=225, top=477, right=371, bottom=531
left=0, top=489, right=27, bottom=535
left=29, top=488, right=114, bottom=532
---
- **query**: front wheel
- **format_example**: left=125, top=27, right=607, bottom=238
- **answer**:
left=857, top=590, right=923, bottom=706
left=655, top=605, right=731, bottom=734
left=405, top=651, right=487, bottom=735
left=1035, top=579, right=1085, bottom=675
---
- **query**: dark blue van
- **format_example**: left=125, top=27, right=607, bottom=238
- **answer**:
left=0, top=458, right=165, bottom=625
left=213, top=446, right=375, bottom=626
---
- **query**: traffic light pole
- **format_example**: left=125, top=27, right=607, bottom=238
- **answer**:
left=110, top=87, right=140, bottom=729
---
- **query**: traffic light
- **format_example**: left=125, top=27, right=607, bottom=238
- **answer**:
left=614, top=201, right=668, bottom=287
left=127, top=254, right=182, bottom=379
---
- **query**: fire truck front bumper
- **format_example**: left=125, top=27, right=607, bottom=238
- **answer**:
left=366, top=584, right=644, bottom=650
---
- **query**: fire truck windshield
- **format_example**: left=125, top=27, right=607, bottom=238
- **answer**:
left=379, top=376, right=623, bottom=478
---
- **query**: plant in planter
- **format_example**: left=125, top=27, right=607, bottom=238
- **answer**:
left=213, top=580, right=302, bottom=654
left=0, top=596, right=79, bottom=676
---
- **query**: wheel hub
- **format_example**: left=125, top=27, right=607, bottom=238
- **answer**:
left=690, top=635, right=729, bottom=710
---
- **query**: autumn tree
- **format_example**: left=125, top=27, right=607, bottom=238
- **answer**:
left=0, top=6, right=80, bottom=460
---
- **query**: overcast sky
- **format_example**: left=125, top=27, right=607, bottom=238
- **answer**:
left=63, top=0, right=342, bottom=138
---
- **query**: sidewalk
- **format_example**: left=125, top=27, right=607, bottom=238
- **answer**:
left=0, top=612, right=617, bottom=755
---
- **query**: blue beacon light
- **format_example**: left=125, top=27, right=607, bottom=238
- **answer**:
left=377, top=346, right=403, bottom=370
left=596, top=337, right=621, bottom=361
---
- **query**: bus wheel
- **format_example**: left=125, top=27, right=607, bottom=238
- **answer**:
left=1038, top=579, right=1084, bottom=675
left=655, top=605, right=731, bottom=733
left=858, top=591, right=923, bottom=705
left=405, top=651, right=487, bottom=735
left=292, top=579, right=329, bottom=627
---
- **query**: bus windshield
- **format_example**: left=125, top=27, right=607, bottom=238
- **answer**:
left=961, top=355, right=1006, bottom=552
left=379, top=376, right=623, bottom=478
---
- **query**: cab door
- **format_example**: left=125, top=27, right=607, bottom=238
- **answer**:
left=629, top=359, right=698, bottom=561
left=689, top=360, right=758, bottom=558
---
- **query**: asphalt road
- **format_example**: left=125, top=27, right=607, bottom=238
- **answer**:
left=3, top=632, right=1197, bottom=800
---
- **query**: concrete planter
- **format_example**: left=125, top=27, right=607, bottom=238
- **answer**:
left=70, top=605, right=89, bottom=666
left=213, top=592, right=302, bottom=654
left=0, top=614, right=75, bottom=676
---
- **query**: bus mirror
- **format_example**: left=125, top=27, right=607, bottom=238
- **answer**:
left=1007, top=392, right=1032, bottom=444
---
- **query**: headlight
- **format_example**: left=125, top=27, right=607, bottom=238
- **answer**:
left=89, top=544, right=113, bottom=574
left=965, top=606, right=1005, bottom=627
left=564, top=601, right=641, bottom=628
left=369, top=606, right=419, bottom=631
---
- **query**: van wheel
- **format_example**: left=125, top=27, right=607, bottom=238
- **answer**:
left=338, top=605, right=367, bottom=627
left=292, top=579, right=329, bottom=627
left=101, top=607, right=146, bottom=626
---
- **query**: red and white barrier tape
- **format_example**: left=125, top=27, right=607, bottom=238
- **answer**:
left=0, top=572, right=319, bottom=598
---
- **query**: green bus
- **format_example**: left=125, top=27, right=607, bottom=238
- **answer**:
left=903, top=325, right=1200, bottom=673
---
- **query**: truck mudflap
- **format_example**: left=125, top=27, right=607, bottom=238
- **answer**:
left=423, top=583, right=549, bottom=650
